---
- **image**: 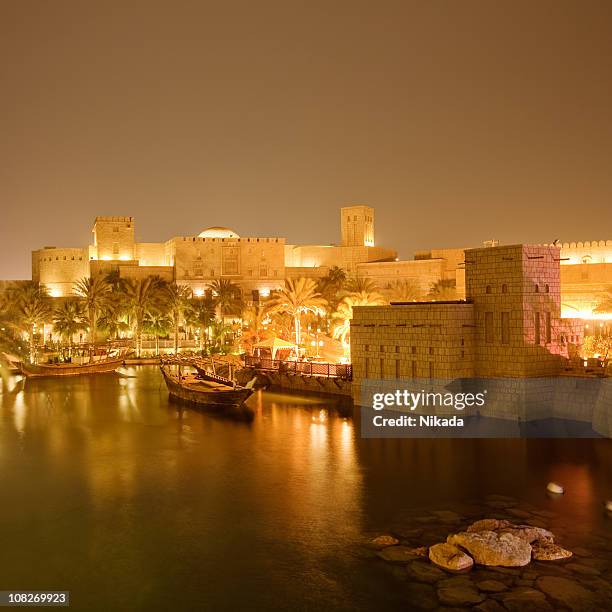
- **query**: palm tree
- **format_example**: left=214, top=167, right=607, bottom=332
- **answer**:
left=342, top=276, right=381, bottom=297
left=316, top=266, right=347, bottom=313
left=594, top=285, right=612, bottom=314
left=331, top=292, right=386, bottom=356
left=208, top=279, right=243, bottom=321
left=208, top=279, right=243, bottom=346
left=240, top=303, right=271, bottom=355
left=7, top=282, right=51, bottom=362
left=385, top=279, right=423, bottom=302
left=184, top=297, right=216, bottom=354
left=123, top=276, right=165, bottom=357
left=52, top=299, right=87, bottom=357
left=73, top=275, right=111, bottom=347
left=164, top=283, right=192, bottom=354
left=427, top=279, right=458, bottom=301
left=267, top=278, right=327, bottom=354
left=97, top=295, right=130, bottom=340
left=209, top=319, right=233, bottom=353
left=143, top=310, right=172, bottom=356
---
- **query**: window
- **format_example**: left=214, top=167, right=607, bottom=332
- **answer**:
left=428, top=362, right=434, bottom=380
left=535, top=284, right=539, bottom=293
left=380, top=345, right=384, bottom=352
left=222, top=246, right=240, bottom=275
left=545, top=312, right=551, bottom=344
left=113, top=242, right=119, bottom=255
left=486, top=285, right=492, bottom=294
left=501, top=312, right=510, bottom=344
left=395, top=359, right=400, bottom=379
left=502, top=284, right=508, bottom=294
left=429, top=347, right=434, bottom=355
left=545, top=284, right=550, bottom=293
left=411, top=361, right=417, bottom=378
left=485, top=311, right=494, bottom=344
left=259, top=266, right=268, bottom=277
left=113, top=227, right=119, bottom=233
left=535, top=312, right=541, bottom=344
left=411, top=346, right=417, bottom=354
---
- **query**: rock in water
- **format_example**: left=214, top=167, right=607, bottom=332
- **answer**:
left=370, top=535, right=399, bottom=548
left=498, top=524, right=554, bottom=543
left=466, top=518, right=512, bottom=533
left=546, top=482, right=564, bottom=494
left=447, top=530, right=532, bottom=567
left=531, top=539, right=572, bottom=561
left=429, top=543, right=474, bottom=572
left=376, top=545, right=420, bottom=563
left=605, top=500, right=612, bottom=513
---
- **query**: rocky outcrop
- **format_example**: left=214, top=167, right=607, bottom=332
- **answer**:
left=447, top=530, right=532, bottom=567
left=429, top=543, right=474, bottom=572
left=497, top=524, right=554, bottom=544
left=531, top=539, right=573, bottom=561
left=467, top=518, right=511, bottom=533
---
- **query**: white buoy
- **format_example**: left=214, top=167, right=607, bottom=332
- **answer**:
left=546, top=482, right=564, bottom=495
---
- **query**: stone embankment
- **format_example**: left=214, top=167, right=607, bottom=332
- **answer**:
left=364, top=494, right=611, bottom=610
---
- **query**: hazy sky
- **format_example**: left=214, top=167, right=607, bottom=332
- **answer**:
left=1, top=0, right=612, bottom=279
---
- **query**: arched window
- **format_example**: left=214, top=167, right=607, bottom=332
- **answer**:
left=501, top=284, right=508, bottom=294
left=486, top=285, right=492, bottom=294
left=535, top=284, right=539, bottom=293
left=545, top=284, right=550, bottom=293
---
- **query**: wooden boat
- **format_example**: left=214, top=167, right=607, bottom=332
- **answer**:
left=19, top=354, right=126, bottom=378
left=160, top=360, right=256, bottom=420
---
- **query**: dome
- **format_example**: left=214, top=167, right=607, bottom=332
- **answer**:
left=198, top=226, right=240, bottom=239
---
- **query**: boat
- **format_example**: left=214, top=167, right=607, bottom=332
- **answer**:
left=19, top=354, right=126, bottom=378
left=160, top=357, right=256, bottom=420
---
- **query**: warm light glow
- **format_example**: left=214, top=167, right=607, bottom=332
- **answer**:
left=194, top=288, right=204, bottom=297
left=260, top=288, right=270, bottom=298
left=119, top=254, right=131, bottom=261
left=561, top=308, right=612, bottom=321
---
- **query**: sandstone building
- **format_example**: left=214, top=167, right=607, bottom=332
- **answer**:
left=350, top=244, right=585, bottom=404
left=31, top=206, right=396, bottom=298
left=30, top=205, right=612, bottom=325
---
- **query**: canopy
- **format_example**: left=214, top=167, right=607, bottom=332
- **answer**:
left=252, top=337, right=296, bottom=359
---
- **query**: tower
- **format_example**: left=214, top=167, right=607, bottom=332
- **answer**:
left=341, top=205, right=374, bottom=247
left=465, top=244, right=563, bottom=377
left=91, top=216, right=135, bottom=261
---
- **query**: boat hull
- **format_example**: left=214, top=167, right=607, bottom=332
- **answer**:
left=161, top=368, right=254, bottom=420
left=20, top=358, right=124, bottom=378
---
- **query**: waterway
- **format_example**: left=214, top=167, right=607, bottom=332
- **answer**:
left=0, top=366, right=610, bottom=610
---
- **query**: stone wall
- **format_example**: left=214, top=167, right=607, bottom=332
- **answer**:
left=92, top=216, right=135, bottom=261
left=33, top=247, right=90, bottom=297
left=466, top=244, right=564, bottom=377
left=350, top=303, right=476, bottom=405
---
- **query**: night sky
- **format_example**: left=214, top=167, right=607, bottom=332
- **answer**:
left=1, top=1, right=612, bottom=279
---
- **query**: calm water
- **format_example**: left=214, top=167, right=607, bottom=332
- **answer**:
left=0, top=366, right=610, bottom=611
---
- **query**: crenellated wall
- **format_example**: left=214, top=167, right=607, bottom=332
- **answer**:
left=33, top=247, right=90, bottom=296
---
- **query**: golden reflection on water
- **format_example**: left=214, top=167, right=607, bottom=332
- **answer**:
left=0, top=369, right=610, bottom=611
